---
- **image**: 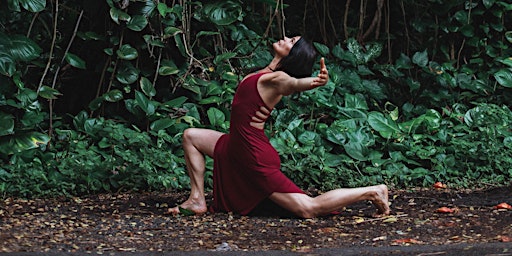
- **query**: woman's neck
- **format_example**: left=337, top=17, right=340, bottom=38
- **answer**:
left=266, top=58, right=280, bottom=72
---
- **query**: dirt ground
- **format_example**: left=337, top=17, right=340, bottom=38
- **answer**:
left=1, top=184, right=511, bottom=253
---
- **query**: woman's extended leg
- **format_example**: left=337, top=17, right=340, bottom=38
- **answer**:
left=167, top=128, right=224, bottom=215
left=268, top=184, right=390, bottom=218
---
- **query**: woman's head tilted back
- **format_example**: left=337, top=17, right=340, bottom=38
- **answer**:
left=275, top=37, right=317, bottom=78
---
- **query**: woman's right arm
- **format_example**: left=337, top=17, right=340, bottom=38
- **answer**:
left=264, top=58, right=329, bottom=96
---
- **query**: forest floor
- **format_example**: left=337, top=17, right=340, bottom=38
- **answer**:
left=1, top=183, right=511, bottom=254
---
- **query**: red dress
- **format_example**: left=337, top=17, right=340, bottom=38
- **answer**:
left=211, top=72, right=305, bottom=215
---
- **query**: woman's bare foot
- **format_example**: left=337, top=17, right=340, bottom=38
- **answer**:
left=371, top=184, right=390, bottom=216
left=166, top=198, right=207, bottom=215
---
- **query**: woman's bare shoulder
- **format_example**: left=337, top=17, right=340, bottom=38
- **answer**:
left=259, top=71, right=289, bottom=85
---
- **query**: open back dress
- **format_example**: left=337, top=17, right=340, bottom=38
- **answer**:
left=210, top=72, right=305, bottom=215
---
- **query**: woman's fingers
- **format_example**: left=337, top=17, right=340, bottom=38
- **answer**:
left=252, top=106, right=271, bottom=122
left=310, top=58, right=329, bottom=88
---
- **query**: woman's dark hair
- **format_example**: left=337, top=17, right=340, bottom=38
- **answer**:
left=275, top=37, right=317, bottom=78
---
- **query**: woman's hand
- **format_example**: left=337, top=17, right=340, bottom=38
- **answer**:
left=250, top=106, right=271, bottom=129
left=311, top=57, right=329, bottom=89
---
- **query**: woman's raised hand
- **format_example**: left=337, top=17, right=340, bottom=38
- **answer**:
left=311, top=57, right=329, bottom=89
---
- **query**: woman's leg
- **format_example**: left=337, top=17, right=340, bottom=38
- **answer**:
left=167, top=128, right=224, bottom=215
left=268, top=184, right=390, bottom=218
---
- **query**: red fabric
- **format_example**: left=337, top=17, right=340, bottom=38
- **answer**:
left=210, top=72, right=304, bottom=215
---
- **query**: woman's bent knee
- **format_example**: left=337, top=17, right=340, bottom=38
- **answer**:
left=182, top=128, right=197, bottom=143
left=181, top=128, right=223, bottom=157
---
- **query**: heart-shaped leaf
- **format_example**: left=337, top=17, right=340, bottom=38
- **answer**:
left=38, top=86, right=62, bottom=100
left=117, top=44, right=138, bottom=60
left=140, top=77, right=156, bottom=97
left=127, top=15, right=148, bottom=31
left=65, top=53, right=86, bottom=69
left=110, top=7, right=130, bottom=24
left=0, top=112, right=14, bottom=136
left=494, top=69, right=512, bottom=88
left=16, top=0, right=46, bottom=12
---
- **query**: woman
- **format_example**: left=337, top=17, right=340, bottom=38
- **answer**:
left=168, top=36, right=390, bottom=218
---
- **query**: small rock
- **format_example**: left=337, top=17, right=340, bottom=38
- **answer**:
left=215, top=242, right=238, bottom=251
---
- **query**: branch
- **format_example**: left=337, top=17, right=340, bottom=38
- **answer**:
left=456, top=0, right=472, bottom=69
left=362, top=0, right=384, bottom=41
left=358, top=214, right=408, bottom=223
left=399, top=0, right=411, bottom=56
left=344, top=0, right=351, bottom=40
left=38, top=0, right=59, bottom=93
left=152, top=48, right=162, bottom=88
left=51, top=10, right=84, bottom=89
left=26, top=12, right=39, bottom=38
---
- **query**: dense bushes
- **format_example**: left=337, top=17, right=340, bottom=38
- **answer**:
left=0, top=0, right=511, bottom=198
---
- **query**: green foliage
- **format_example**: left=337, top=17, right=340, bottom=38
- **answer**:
left=0, top=113, right=188, bottom=197
left=273, top=87, right=512, bottom=189
left=1, top=0, right=512, bottom=198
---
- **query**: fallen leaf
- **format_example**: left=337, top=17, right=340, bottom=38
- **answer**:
left=436, top=207, right=456, bottom=213
left=391, top=238, right=422, bottom=244
left=433, top=181, right=447, bottom=189
left=499, top=235, right=511, bottom=242
left=373, top=236, right=387, bottom=241
left=178, top=206, right=196, bottom=216
left=494, top=202, right=512, bottom=210
left=383, top=216, right=398, bottom=223
left=354, top=216, right=365, bottom=223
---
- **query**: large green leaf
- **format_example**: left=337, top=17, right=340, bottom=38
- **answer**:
left=494, top=69, right=512, bottom=88
left=342, top=128, right=374, bottom=161
left=116, top=62, right=139, bottom=84
left=399, top=116, right=425, bottom=135
left=506, top=31, right=512, bottom=44
left=140, top=77, right=156, bottom=97
left=204, top=1, right=242, bottom=26
left=367, top=112, right=401, bottom=139
left=127, top=15, right=148, bottom=31
left=0, top=112, right=14, bottom=136
left=20, top=0, right=46, bottom=12
left=135, top=90, right=156, bottom=116
left=110, top=7, right=130, bottom=24
left=38, top=86, right=62, bottom=100
left=0, top=53, right=16, bottom=76
left=338, top=108, right=368, bottom=120
left=298, top=131, right=319, bottom=146
left=207, top=107, right=225, bottom=127
left=412, top=50, right=428, bottom=68
left=150, top=118, right=175, bottom=131
left=214, top=52, right=237, bottom=65
left=499, top=57, right=512, bottom=68
left=116, top=44, right=138, bottom=60
left=8, top=0, right=46, bottom=12
left=174, top=35, right=186, bottom=57
left=65, top=53, right=86, bottom=69
left=199, top=96, right=222, bottom=104
left=344, top=93, right=368, bottom=110
left=162, top=96, right=187, bottom=108
left=157, top=2, right=169, bottom=17
left=103, top=89, right=123, bottom=102
left=0, top=132, right=50, bottom=155
left=8, top=35, right=42, bottom=62
left=158, top=66, right=179, bottom=76
left=164, top=27, right=183, bottom=38
left=314, top=42, right=330, bottom=56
